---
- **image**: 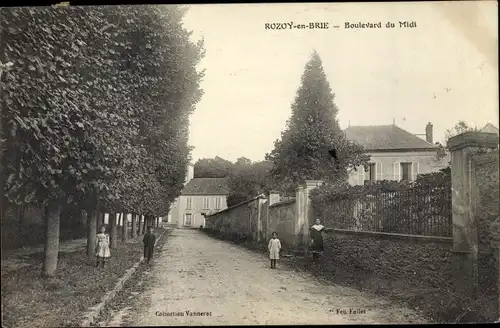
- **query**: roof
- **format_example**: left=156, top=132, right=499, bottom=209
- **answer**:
left=344, top=125, right=436, bottom=151
left=480, top=123, right=499, bottom=134
left=206, top=193, right=266, bottom=217
left=181, top=178, right=230, bottom=195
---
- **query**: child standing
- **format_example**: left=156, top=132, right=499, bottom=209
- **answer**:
left=268, top=232, right=281, bottom=269
left=143, top=226, right=156, bottom=265
left=95, top=225, right=111, bottom=268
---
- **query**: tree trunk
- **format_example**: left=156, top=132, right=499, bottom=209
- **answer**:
left=17, top=205, right=25, bottom=235
left=131, top=213, right=137, bottom=238
left=42, top=202, right=62, bottom=277
left=110, top=212, right=117, bottom=249
left=138, top=215, right=143, bottom=235
left=142, top=215, right=147, bottom=234
left=96, top=212, right=103, bottom=234
left=86, top=209, right=97, bottom=256
left=118, top=213, right=123, bottom=242
left=80, top=210, right=87, bottom=231
left=122, top=214, right=128, bottom=242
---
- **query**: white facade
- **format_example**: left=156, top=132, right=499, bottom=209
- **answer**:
left=348, top=150, right=450, bottom=186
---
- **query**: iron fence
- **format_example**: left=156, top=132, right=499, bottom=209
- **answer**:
left=324, top=184, right=452, bottom=237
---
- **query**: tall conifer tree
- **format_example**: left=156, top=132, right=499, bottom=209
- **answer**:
left=266, top=51, right=368, bottom=190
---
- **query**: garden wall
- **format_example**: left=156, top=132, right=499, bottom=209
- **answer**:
left=267, top=200, right=295, bottom=248
left=324, top=230, right=453, bottom=291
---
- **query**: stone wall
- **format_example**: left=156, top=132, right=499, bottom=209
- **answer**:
left=325, top=230, right=453, bottom=290
left=204, top=197, right=261, bottom=242
left=205, top=193, right=298, bottom=249
left=473, top=150, right=499, bottom=322
left=268, top=200, right=295, bottom=248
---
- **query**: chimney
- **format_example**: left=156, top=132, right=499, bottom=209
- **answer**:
left=425, top=122, right=433, bottom=144
left=184, top=163, right=194, bottom=185
left=268, top=190, right=280, bottom=206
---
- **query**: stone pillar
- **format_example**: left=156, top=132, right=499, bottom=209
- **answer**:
left=294, top=180, right=323, bottom=253
left=447, top=132, right=498, bottom=298
left=268, top=190, right=280, bottom=206
left=256, top=196, right=266, bottom=242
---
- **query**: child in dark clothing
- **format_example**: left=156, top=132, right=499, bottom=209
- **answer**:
left=143, top=226, right=156, bottom=265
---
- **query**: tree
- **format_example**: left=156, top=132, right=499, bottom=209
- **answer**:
left=194, top=156, right=233, bottom=178
left=1, top=7, right=113, bottom=275
left=444, top=120, right=479, bottom=143
left=227, top=159, right=275, bottom=207
left=431, top=121, right=480, bottom=163
left=266, top=50, right=368, bottom=191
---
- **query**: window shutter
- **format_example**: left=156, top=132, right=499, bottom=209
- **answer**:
left=412, top=162, right=419, bottom=181
left=393, top=162, right=400, bottom=181
left=358, top=166, right=363, bottom=185
left=378, top=162, right=383, bottom=180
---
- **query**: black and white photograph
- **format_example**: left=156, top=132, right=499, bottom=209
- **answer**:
left=1, top=1, right=499, bottom=326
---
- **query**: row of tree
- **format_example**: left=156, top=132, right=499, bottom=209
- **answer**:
left=0, top=6, right=204, bottom=276
left=92, top=212, right=160, bottom=252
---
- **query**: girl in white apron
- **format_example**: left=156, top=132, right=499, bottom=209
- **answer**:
left=95, top=226, right=111, bottom=268
left=268, top=232, right=281, bottom=269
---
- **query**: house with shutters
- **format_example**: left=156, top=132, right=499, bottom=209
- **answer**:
left=166, top=165, right=230, bottom=228
left=344, top=122, right=449, bottom=185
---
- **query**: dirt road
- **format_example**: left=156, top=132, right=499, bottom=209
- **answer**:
left=102, top=229, right=430, bottom=326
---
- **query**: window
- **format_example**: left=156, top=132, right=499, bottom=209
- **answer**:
left=203, top=197, right=210, bottom=209
left=185, top=213, right=192, bottom=226
left=363, top=163, right=376, bottom=185
left=215, top=197, right=221, bottom=210
left=368, top=163, right=376, bottom=181
left=400, top=162, right=412, bottom=181
left=186, top=197, right=192, bottom=210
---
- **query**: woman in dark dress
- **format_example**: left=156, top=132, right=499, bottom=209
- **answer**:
left=309, top=218, right=328, bottom=261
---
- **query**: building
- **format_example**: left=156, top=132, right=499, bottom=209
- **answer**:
left=479, top=123, right=499, bottom=135
left=344, top=122, right=449, bottom=185
left=166, top=164, right=230, bottom=228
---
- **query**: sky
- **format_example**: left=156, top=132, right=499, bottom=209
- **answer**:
left=181, top=1, right=498, bottom=163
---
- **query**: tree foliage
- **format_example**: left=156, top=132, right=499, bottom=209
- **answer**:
left=265, top=51, right=369, bottom=191
left=193, top=156, right=276, bottom=207
left=194, top=156, right=233, bottom=178
left=1, top=5, right=204, bottom=215
left=0, top=5, right=205, bottom=273
left=444, top=120, right=479, bottom=143
left=227, top=158, right=275, bottom=207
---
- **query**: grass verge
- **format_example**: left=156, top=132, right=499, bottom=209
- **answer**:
left=95, top=228, right=170, bottom=326
left=1, top=228, right=164, bottom=328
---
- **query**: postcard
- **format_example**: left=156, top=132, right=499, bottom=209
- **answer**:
left=0, top=1, right=498, bottom=326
